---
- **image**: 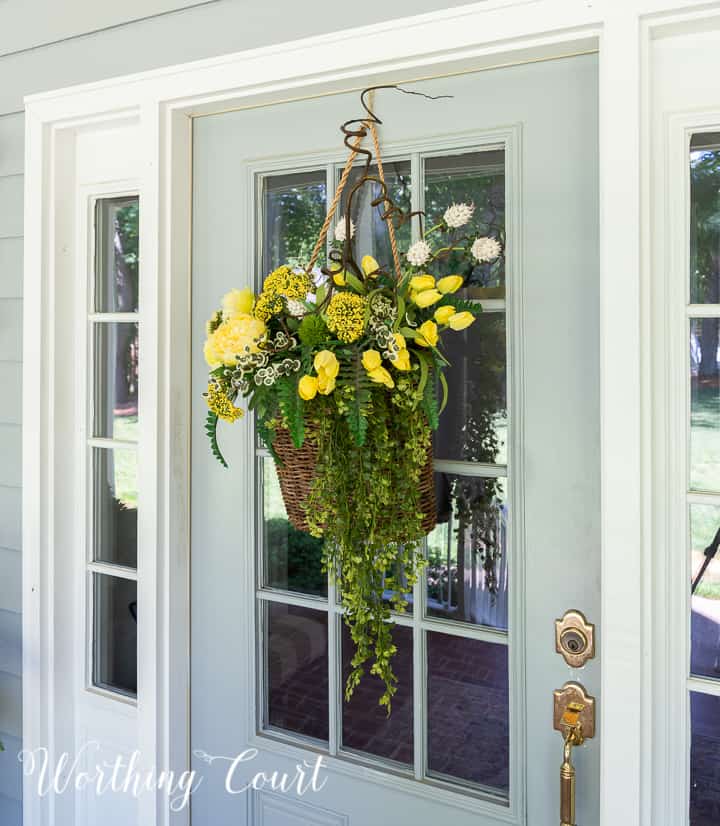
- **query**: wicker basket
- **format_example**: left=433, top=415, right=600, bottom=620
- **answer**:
left=273, top=423, right=437, bottom=536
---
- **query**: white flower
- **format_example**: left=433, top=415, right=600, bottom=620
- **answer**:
left=306, top=292, right=317, bottom=304
left=311, top=267, right=329, bottom=288
left=443, top=202, right=474, bottom=228
left=334, top=217, right=356, bottom=243
left=285, top=298, right=307, bottom=317
left=471, top=236, right=502, bottom=263
left=406, top=239, right=432, bottom=267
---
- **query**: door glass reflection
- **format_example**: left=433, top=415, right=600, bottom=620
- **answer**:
left=261, top=458, right=326, bottom=597
left=690, top=134, right=720, bottom=305
left=690, top=318, right=720, bottom=493
left=92, top=573, right=137, bottom=697
left=690, top=504, right=720, bottom=681
left=691, top=691, right=720, bottom=825
left=427, top=475, right=508, bottom=630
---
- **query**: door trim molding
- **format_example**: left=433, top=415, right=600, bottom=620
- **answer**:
left=22, top=2, right=720, bottom=825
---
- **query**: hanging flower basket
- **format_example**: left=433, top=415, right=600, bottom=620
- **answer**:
left=202, top=86, right=503, bottom=709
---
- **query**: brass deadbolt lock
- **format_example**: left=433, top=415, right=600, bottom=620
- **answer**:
left=555, top=610, right=595, bottom=668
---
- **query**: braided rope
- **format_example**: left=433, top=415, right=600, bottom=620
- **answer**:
left=306, top=140, right=362, bottom=273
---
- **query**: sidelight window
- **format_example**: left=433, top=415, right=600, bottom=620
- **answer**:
left=687, top=133, right=720, bottom=826
left=87, top=196, right=140, bottom=700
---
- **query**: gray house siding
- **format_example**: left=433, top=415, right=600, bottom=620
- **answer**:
left=0, top=2, right=473, bottom=822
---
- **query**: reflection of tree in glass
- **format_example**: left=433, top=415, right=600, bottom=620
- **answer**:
left=265, top=182, right=326, bottom=270
left=113, top=205, right=139, bottom=413
left=265, top=518, right=326, bottom=595
left=425, top=166, right=505, bottom=288
left=691, top=149, right=720, bottom=383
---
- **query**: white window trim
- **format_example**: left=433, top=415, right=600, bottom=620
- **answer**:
left=22, top=2, right=720, bottom=826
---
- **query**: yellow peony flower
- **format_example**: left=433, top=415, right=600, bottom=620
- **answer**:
left=204, top=316, right=266, bottom=367
left=448, top=311, right=475, bottom=331
left=413, top=289, right=443, bottom=308
left=222, top=288, right=255, bottom=319
left=317, top=373, right=336, bottom=395
left=436, top=275, right=464, bottom=294
left=362, top=350, right=382, bottom=371
left=314, top=350, right=340, bottom=379
left=361, top=255, right=380, bottom=277
left=409, top=274, right=435, bottom=292
left=298, top=375, right=319, bottom=400
left=416, top=320, right=439, bottom=348
left=368, top=366, right=395, bottom=388
left=434, top=305, right=456, bottom=325
left=393, top=348, right=411, bottom=371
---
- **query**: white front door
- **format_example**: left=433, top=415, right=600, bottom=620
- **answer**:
left=190, top=53, right=600, bottom=826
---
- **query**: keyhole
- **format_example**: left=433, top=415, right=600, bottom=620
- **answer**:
left=561, top=629, right=587, bottom=656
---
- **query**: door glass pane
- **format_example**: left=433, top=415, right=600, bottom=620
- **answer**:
left=690, top=318, right=720, bottom=492
left=261, top=170, right=327, bottom=273
left=428, top=475, right=508, bottom=629
left=424, top=151, right=505, bottom=294
left=93, top=322, right=139, bottom=441
left=691, top=504, right=720, bottom=680
left=93, top=447, right=137, bottom=568
left=691, top=691, right=720, bottom=825
left=434, top=312, right=507, bottom=465
left=92, top=573, right=137, bottom=697
left=426, top=631, right=509, bottom=793
left=341, top=621, right=413, bottom=766
left=265, top=602, right=329, bottom=743
left=340, top=160, right=412, bottom=269
left=262, top=458, right=327, bottom=597
left=690, top=134, right=720, bottom=305
left=94, top=197, right=139, bottom=313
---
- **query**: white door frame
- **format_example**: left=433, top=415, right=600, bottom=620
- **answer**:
left=21, top=2, right=720, bottom=825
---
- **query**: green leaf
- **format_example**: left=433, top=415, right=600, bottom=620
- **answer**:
left=345, top=272, right=367, bottom=294
left=204, top=411, right=228, bottom=468
left=394, top=295, right=406, bottom=330
left=416, top=350, right=430, bottom=398
left=422, top=373, right=440, bottom=429
left=438, top=371, right=449, bottom=414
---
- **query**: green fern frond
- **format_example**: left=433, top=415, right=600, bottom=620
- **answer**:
left=205, top=411, right=228, bottom=468
left=276, top=376, right=305, bottom=448
left=422, top=373, right=440, bottom=430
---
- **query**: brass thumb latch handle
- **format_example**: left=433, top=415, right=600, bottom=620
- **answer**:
left=553, top=682, right=596, bottom=826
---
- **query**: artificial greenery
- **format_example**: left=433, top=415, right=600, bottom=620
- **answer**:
left=201, top=93, right=504, bottom=708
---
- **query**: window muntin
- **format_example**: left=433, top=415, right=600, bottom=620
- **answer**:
left=255, top=149, right=510, bottom=799
left=88, top=195, right=140, bottom=700
left=687, top=134, right=720, bottom=824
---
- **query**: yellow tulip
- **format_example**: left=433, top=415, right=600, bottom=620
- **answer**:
left=222, top=287, right=255, bottom=319
left=434, top=305, right=456, bottom=325
left=393, top=349, right=411, bottom=371
left=393, top=332, right=406, bottom=350
left=361, top=255, right=380, bottom=277
left=362, top=350, right=382, bottom=371
left=448, top=311, right=475, bottom=331
left=409, top=274, right=435, bottom=292
left=332, top=270, right=347, bottom=286
left=298, top=375, right=319, bottom=400
left=416, top=320, right=439, bottom=348
left=436, top=275, right=464, bottom=294
left=317, top=373, right=336, bottom=395
left=413, top=289, right=443, bottom=308
left=314, top=350, right=340, bottom=379
left=368, top=366, right=395, bottom=389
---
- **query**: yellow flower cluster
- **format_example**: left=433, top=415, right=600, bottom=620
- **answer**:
left=298, top=350, right=340, bottom=400
left=362, top=350, right=394, bottom=388
left=409, top=273, right=464, bottom=308
left=326, top=292, right=367, bottom=343
left=205, top=382, right=244, bottom=422
left=254, top=265, right=312, bottom=322
left=204, top=315, right=267, bottom=368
